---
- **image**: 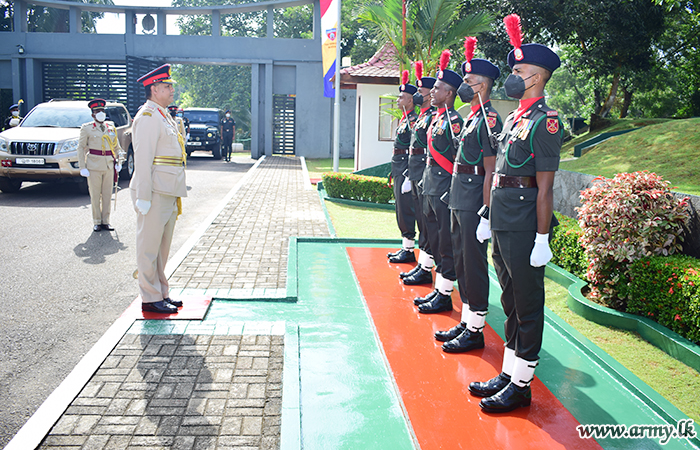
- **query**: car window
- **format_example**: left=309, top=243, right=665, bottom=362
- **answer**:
left=183, top=111, right=219, bottom=124
left=106, top=106, right=129, bottom=127
left=21, top=106, right=93, bottom=128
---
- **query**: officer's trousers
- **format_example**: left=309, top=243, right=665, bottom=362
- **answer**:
left=491, top=229, right=545, bottom=361
left=411, top=181, right=430, bottom=253
left=135, top=192, right=178, bottom=304
left=425, top=194, right=455, bottom=280
left=88, top=168, right=113, bottom=225
left=222, top=133, right=233, bottom=159
left=391, top=155, right=416, bottom=240
left=451, top=209, right=489, bottom=311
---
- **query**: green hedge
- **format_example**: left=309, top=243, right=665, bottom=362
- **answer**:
left=550, top=211, right=587, bottom=280
left=322, top=172, right=394, bottom=204
left=624, top=255, right=700, bottom=344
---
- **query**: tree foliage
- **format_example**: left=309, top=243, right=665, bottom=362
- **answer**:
left=0, top=0, right=114, bottom=33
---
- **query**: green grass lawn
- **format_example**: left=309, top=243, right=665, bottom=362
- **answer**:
left=561, top=118, right=700, bottom=195
left=304, top=158, right=355, bottom=180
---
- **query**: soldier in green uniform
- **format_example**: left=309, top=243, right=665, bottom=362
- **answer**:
left=468, top=14, right=563, bottom=413
left=401, top=61, right=436, bottom=286
left=436, top=38, right=503, bottom=352
left=414, top=50, right=463, bottom=314
left=387, top=70, right=419, bottom=264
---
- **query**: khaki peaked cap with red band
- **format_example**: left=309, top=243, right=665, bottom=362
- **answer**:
left=137, top=64, right=175, bottom=87
left=88, top=98, right=106, bottom=110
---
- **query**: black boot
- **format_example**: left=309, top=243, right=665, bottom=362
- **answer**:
left=442, top=329, right=484, bottom=353
left=413, top=289, right=438, bottom=305
left=434, top=322, right=466, bottom=342
left=399, top=264, right=421, bottom=279
left=468, top=372, right=511, bottom=397
left=417, top=292, right=453, bottom=314
left=403, top=268, right=432, bottom=285
left=387, top=249, right=401, bottom=258
left=388, top=249, right=416, bottom=264
left=479, top=382, right=531, bottom=413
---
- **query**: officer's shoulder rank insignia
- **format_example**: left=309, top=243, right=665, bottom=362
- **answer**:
left=142, top=112, right=152, bottom=117
left=487, top=112, right=498, bottom=128
left=546, top=118, right=559, bottom=134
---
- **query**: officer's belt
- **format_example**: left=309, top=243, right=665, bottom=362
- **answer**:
left=89, top=149, right=112, bottom=156
left=393, top=148, right=409, bottom=155
left=153, top=155, right=185, bottom=167
left=453, top=162, right=485, bottom=176
left=410, top=147, right=425, bottom=155
left=493, top=173, right=537, bottom=188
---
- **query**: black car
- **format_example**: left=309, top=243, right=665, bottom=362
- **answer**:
left=183, top=108, right=223, bottom=159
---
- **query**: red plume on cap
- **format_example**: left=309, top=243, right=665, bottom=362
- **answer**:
left=402, top=69, right=409, bottom=86
left=439, top=49, right=451, bottom=72
left=464, top=37, right=477, bottom=63
left=415, top=61, right=423, bottom=81
left=504, top=14, right=524, bottom=61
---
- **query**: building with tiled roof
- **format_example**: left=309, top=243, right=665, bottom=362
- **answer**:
left=340, top=41, right=400, bottom=86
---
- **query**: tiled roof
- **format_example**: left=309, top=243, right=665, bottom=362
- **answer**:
left=340, top=41, right=400, bottom=84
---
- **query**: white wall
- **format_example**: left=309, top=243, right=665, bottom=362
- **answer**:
left=354, top=83, right=396, bottom=171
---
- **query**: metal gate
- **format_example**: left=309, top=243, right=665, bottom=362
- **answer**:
left=42, top=62, right=127, bottom=104
left=272, top=94, right=295, bottom=155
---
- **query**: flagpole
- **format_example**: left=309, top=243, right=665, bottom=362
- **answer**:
left=332, top=0, right=341, bottom=172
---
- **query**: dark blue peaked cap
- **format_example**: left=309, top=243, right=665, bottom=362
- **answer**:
left=399, top=83, right=418, bottom=95
left=417, top=77, right=436, bottom=89
left=508, top=43, right=561, bottom=73
left=436, top=69, right=462, bottom=90
left=461, top=58, right=500, bottom=80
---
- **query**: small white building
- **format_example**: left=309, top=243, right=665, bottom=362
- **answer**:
left=340, top=42, right=400, bottom=172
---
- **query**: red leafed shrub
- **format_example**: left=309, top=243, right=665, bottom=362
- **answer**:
left=577, top=171, right=689, bottom=309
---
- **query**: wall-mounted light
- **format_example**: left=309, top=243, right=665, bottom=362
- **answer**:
left=17, top=45, right=24, bottom=55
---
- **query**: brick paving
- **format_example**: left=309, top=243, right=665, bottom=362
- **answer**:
left=169, top=156, right=329, bottom=291
left=33, top=156, right=328, bottom=450
left=40, top=334, right=283, bottom=450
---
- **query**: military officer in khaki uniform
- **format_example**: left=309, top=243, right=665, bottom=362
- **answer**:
left=78, top=98, right=123, bottom=232
left=130, top=64, right=187, bottom=314
left=168, top=105, right=187, bottom=139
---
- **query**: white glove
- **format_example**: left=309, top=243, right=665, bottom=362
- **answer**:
left=530, top=233, right=553, bottom=267
left=9, top=118, right=20, bottom=127
left=186, top=133, right=190, bottom=141
left=115, top=164, right=122, bottom=172
left=476, top=217, right=491, bottom=243
left=401, top=177, right=411, bottom=194
left=135, top=199, right=151, bottom=215
left=80, top=168, right=90, bottom=177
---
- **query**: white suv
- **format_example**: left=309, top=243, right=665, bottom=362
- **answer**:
left=0, top=100, right=132, bottom=194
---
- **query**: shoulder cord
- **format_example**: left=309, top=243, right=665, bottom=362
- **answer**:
left=505, top=113, right=564, bottom=168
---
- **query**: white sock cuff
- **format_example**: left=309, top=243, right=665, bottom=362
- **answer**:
left=502, top=346, right=516, bottom=376
left=437, top=276, right=454, bottom=294
left=418, top=251, right=433, bottom=268
left=460, top=307, right=470, bottom=323
left=466, top=310, right=487, bottom=332
left=511, top=357, right=538, bottom=388
left=402, top=238, right=415, bottom=250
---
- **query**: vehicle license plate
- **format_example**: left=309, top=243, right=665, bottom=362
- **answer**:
left=16, top=158, right=45, bottom=165
left=188, top=141, right=202, bottom=146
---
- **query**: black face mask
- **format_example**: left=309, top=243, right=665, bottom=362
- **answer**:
left=413, top=92, right=424, bottom=106
left=504, top=73, right=536, bottom=99
left=457, top=82, right=480, bottom=103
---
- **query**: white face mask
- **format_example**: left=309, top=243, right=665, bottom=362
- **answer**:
left=11, top=110, right=19, bottom=117
left=95, top=111, right=106, bottom=122
left=226, top=113, right=231, bottom=118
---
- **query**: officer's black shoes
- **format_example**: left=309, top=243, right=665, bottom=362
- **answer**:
left=403, top=269, right=432, bottom=285
left=479, top=383, right=531, bottom=413
left=164, top=297, right=183, bottom=308
left=434, top=322, right=467, bottom=342
left=399, top=264, right=421, bottom=279
left=388, top=249, right=416, bottom=264
left=387, top=249, right=401, bottom=258
left=101, top=224, right=114, bottom=231
left=93, top=225, right=102, bottom=232
left=413, top=289, right=438, bottom=305
left=418, top=292, right=453, bottom=314
left=468, top=372, right=511, bottom=397
left=142, top=300, right=178, bottom=314
left=442, top=329, right=485, bottom=353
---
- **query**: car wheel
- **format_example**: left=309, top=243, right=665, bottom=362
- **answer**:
left=76, top=177, right=89, bottom=195
left=121, top=145, right=135, bottom=180
left=0, top=178, right=22, bottom=193
left=212, top=143, right=222, bottom=160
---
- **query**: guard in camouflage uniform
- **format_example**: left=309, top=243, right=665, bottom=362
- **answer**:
left=414, top=50, right=463, bottom=314
left=387, top=70, right=419, bottom=264
left=436, top=38, right=503, bottom=353
left=400, top=61, right=436, bottom=286
left=468, top=15, right=563, bottom=413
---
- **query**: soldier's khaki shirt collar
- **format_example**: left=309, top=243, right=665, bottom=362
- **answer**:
left=145, top=99, right=167, bottom=115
